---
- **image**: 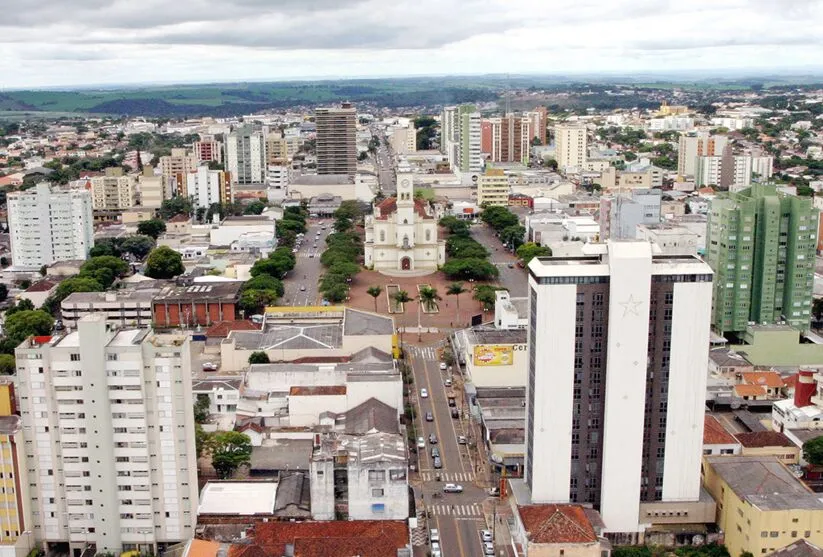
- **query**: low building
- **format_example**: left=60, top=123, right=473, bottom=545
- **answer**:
left=493, top=290, right=527, bottom=330
left=308, top=193, right=343, bottom=216
left=152, top=282, right=242, bottom=327
left=734, top=431, right=800, bottom=464
left=703, top=455, right=823, bottom=557
left=703, top=415, right=742, bottom=456
left=509, top=501, right=610, bottom=557
left=477, top=168, right=511, bottom=206
left=773, top=370, right=823, bottom=436
left=61, top=290, right=156, bottom=327
left=198, top=481, right=279, bottom=517
left=18, top=279, right=58, bottom=308
left=771, top=540, right=823, bottom=557
left=454, top=327, right=528, bottom=388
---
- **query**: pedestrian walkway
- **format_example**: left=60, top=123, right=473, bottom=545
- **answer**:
left=429, top=503, right=483, bottom=517
left=420, top=471, right=475, bottom=482
left=411, top=510, right=428, bottom=546
left=407, top=345, right=439, bottom=360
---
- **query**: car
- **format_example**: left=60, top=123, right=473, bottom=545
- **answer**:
left=429, top=433, right=438, bottom=444
left=508, top=262, right=515, bottom=268
left=443, top=483, right=463, bottom=493
left=300, top=285, right=306, bottom=291
left=484, top=541, right=495, bottom=555
left=448, top=397, right=456, bottom=407
left=417, top=437, right=425, bottom=448
left=444, top=378, right=452, bottom=387
left=481, top=529, right=493, bottom=542
left=431, top=542, right=441, bottom=557
left=431, top=447, right=440, bottom=458
left=439, top=362, right=447, bottom=370
left=433, top=456, right=442, bottom=469
left=321, top=226, right=327, bottom=230
left=457, top=435, right=467, bottom=444
left=202, top=362, right=218, bottom=371
left=425, top=412, right=434, bottom=422
left=450, top=408, right=459, bottom=419
left=420, top=388, right=428, bottom=399
left=292, top=248, right=298, bottom=253
left=430, top=529, right=440, bottom=543
left=487, top=487, right=500, bottom=497
left=309, top=253, right=314, bottom=258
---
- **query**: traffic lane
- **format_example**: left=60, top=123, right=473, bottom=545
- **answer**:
left=471, top=224, right=528, bottom=297
left=436, top=518, right=470, bottom=557
left=282, top=223, right=325, bottom=306
left=458, top=517, right=486, bottom=557
left=419, top=351, right=465, bottom=472
left=414, top=354, right=452, bottom=471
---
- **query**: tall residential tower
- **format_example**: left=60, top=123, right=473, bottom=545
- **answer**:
left=315, top=103, right=357, bottom=176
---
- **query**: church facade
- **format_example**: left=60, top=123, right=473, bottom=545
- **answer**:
left=364, top=173, right=445, bottom=272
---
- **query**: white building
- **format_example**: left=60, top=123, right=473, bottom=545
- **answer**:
left=677, top=133, right=728, bottom=177
left=389, top=125, right=417, bottom=155
left=494, top=290, right=527, bottom=330
left=458, top=109, right=483, bottom=176
left=14, top=315, right=199, bottom=554
left=526, top=242, right=713, bottom=533
left=185, top=166, right=231, bottom=209
left=554, top=124, right=587, bottom=171
left=8, top=183, right=94, bottom=269
left=266, top=164, right=291, bottom=191
left=363, top=173, right=445, bottom=272
left=636, top=223, right=700, bottom=255
left=751, top=155, right=774, bottom=180
left=226, top=127, right=266, bottom=184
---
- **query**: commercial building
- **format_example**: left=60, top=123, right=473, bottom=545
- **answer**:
left=508, top=498, right=610, bottom=557
left=703, top=455, right=823, bottom=557
left=677, top=132, right=728, bottom=177
left=193, top=135, right=222, bottom=165
left=388, top=124, right=417, bottom=155
left=89, top=167, right=137, bottom=210
left=152, top=282, right=242, bottom=328
left=184, top=166, right=232, bottom=209
left=225, top=127, right=266, bottom=184
left=315, top=103, right=357, bottom=176
left=8, top=183, right=94, bottom=269
left=526, top=242, right=714, bottom=534
left=488, top=115, right=532, bottom=165
left=14, top=315, right=198, bottom=555
left=61, top=290, right=156, bottom=327
left=554, top=124, right=587, bottom=171
left=706, top=184, right=818, bottom=334
left=477, top=168, right=511, bottom=207
left=454, top=327, right=528, bottom=388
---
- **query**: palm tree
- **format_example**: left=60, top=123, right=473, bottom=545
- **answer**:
left=366, top=285, right=382, bottom=312
left=393, top=290, right=413, bottom=312
left=446, top=282, right=467, bottom=324
left=418, top=286, right=441, bottom=313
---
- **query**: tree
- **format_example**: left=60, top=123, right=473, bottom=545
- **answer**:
left=248, top=351, right=271, bottom=365
left=194, top=394, right=211, bottom=424
left=442, top=258, right=499, bottom=281
left=439, top=216, right=470, bottom=236
left=4, top=310, right=54, bottom=341
left=804, top=436, right=823, bottom=466
left=137, top=219, right=167, bottom=239
left=393, top=290, right=413, bottom=307
left=243, top=200, right=267, bottom=215
left=6, top=299, right=34, bottom=317
left=211, top=431, right=252, bottom=479
left=516, top=242, right=552, bottom=265
left=195, top=424, right=212, bottom=459
left=238, top=289, right=281, bottom=315
left=500, top=224, right=526, bottom=250
left=80, top=256, right=129, bottom=287
left=43, top=276, right=104, bottom=314
left=446, top=282, right=467, bottom=322
left=0, top=284, right=8, bottom=303
left=418, top=286, right=441, bottom=313
left=481, top=205, right=519, bottom=231
left=0, top=354, right=15, bottom=375
left=119, top=235, right=155, bottom=259
left=144, top=246, right=185, bottom=279
left=473, top=285, right=507, bottom=311
left=322, top=283, right=349, bottom=303
left=243, top=274, right=285, bottom=295
left=366, top=286, right=383, bottom=312
left=159, top=197, right=193, bottom=220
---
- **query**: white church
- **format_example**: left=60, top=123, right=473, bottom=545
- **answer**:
left=364, top=173, right=445, bottom=272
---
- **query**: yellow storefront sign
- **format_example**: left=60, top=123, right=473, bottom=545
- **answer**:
left=473, top=345, right=514, bottom=366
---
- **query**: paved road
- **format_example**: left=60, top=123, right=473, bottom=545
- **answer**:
left=470, top=223, right=529, bottom=297
left=371, top=125, right=396, bottom=194
left=407, top=343, right=490, bottom=557
left=281, top=220, right=328, bottom=306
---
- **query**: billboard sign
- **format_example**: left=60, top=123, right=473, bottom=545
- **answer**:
left=473, top=345, right=514, bottom=366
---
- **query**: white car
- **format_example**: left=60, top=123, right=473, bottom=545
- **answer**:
left=430, top=529, right=440, bottom=543
left=439, top=362, right=447, bottom=370
left=443, top=483, right=463, bottom=493
left=420, top=388, right=428, bottom=398
left=444, top=378, right=452, bottom=387
left=417, top=437, right=425, bottom=448
left=484, top=541, right=495, bottom=555
left=481, top=530, right=493, bottom=542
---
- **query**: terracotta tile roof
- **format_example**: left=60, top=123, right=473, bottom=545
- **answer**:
left=229, top=520, right=409, bottom=557
left=289, top=385, right=347, bottom=396
left=25, top=279, right=58, bottom=293
left=704, top=415, right=738, bottom=446
left=784, top=374, right=799, bottom=390
left=205, top=320, right=261, bottom=337
left=185, top=539, right=220, bottom=557
left=168, top=214, right=190, bottom=223
left=735, top=431, right=796, bottom=448
left=734, top=384, right=767, bottom=398
left=517, top=504, right=598, bottom=544
left=375, top=197, right=432, bottom=220
left=741, top=371, right=785, bottom=389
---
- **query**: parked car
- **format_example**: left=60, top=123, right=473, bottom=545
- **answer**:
left=457, top=435, right=467, bottom=444
left=433, top=456, right=442, bottom=469
left=431, top=447, right=440, bottom=458
left=202, top=362, right=218, bottom=371
left=425, top=412, right=434, bottom=422
left=508, top=262, right=514, bottom=268
left=443, top=483, right=463, bottom=493
left=300, top=285, right=306, bottom=291
left=439, top=362, right=447, bottom=370
left=430, top=529, right=440, bottom=542
left=484, top=541, right=495, bottom=555
left=417, top=437, right=425, bottom=448
left=450, top=408, right=459, bottom=419
left=429, top=433, right=438, bottom=444
left=420, top=388, right=428, bottom=398
left=432, top=542, right=441, bottom=557
left=481, top=530, right=493, bottom=542
left=444, top=378, right=452, bottom=387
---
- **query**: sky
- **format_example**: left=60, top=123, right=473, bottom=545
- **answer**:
left=2, top=0, right=823, bottom=89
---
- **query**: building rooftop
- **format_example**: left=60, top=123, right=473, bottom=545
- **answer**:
left=704, top=415, right=738, bottom=445
left=517, top=504, right=599, bottom=544
left=463, top=327, right=528, bottom=345
left=198, top=481, right=278, bottom=516
left=233, top=323, right=343, bottom=350
left=25, top=279, right=58, bottom=293
left=735, top=431, right=796, bottom=448
left=154, top=282, right=243, bottom=303
left=250, top=440, right=313, bottom=472
left=772, top=540, right=823, bottom=557
left=273, top=472, right=311, bottom=518
left=193, top=378, right=242, bottom=391
left=289, top=385, right=346, bottom=396
left=62, top=290, right=156, bottom=305
left=705, top=455, right=823, bottom=511
left=709, top=348, right=752, bottom=368
left=344, top=398, right=399, bottom=435
left=292, top=174, right=354, bottom=185
left=0, top=415, right=21, bottom=435
left=343, top=308, right=395, bottom=336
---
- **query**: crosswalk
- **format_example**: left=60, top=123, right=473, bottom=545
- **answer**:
left=429, top=503, right=483, bottom=517
left=407, top=345, right=440, bottom=360
left=420, top=472, right=474, bottom=482
left=296, top=252, right=321, bottom=259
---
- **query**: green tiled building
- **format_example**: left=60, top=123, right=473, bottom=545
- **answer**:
left=706, top=184, right=818, bottom=334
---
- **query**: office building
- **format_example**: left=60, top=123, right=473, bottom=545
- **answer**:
left=706, top=184, right=818, bottom=334
left=526, top=242, right=713, bottom=533
left=477, top=168, right=511, bottom=206
left=8, top=183, right=94, bottom=269
left=185, top=166, right=232, bottom=209
left=677, top=132, right=728, bottom=177
left=225, top=127, right=266, bottom=184
left=193, top=136, right=222, bottom=165
left=599, top=189, right=662, bottom=240
left=488, top=115, right=532, bottom=165
left=159, top=148, right=196, bottom=183
left=554, top=123, right=587, bottom=171
left=315, top=103, right=357, bottom=176
left=14, top=315, right=198, bottom=555
left=88, top=167, right=137, bottom=210
left=457, top=105, right=482, bottom=174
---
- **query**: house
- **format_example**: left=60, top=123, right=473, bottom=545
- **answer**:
left=771, top=540, right=823, bottom=557
left=508, top=498, right=610, bottom=557
left=734, top=431, right=801, bottom=464
left=18, top=279, right=58, bottom=308
left=703, top=415, right=742, bottom=456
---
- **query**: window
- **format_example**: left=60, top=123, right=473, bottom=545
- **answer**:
left=70, top=354, right=80, bottom=361
left=367, top=470, right=386, bottom=482
left=107, top=353, right=118, bottom=361
left=371, top=488, right=384, bottom=497
left=389, top=469, right=406, bottom=481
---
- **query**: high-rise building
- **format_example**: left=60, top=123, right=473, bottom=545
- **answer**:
left=159, top=148, right=196, bottom=183
left=0, top=380, right=31, bottom=550
left=751, top=155, right=774, bottom=181
left=706, top=184, right=819, bottom=334
left=14, top=315, right=199, bottom=555
left=225, top=127, right=266, bottom=184
left=89, top=167, right=137, bottom=210
left=388, top=125, right=417, bottom=155
left=477, top=168, right=510, bottom=206
left=440, top=106, right=459, bottom=153
left=137, top=167, right=170, bottom=209
left=720, top=148, right=753, bottom=192
left=185, top=166, right=232, bottom=209
left=599, top=189, right=662, bottom=240
left=526, top=242, right=713, bottom=533
left=457, top=105, right=482, bottom=174
left=677, top=132, right=728, bottom=177
left=554, top=123, right=587, bottom=171
left=265, top=132, right=289, bottom=165
left=526, top=106, right=548, bottom=145
left=315, top=103, right=357, bottom=176
left=193, top=135, right=223, bottom=165
left=488, top=115, right=532, bottom=165
left=8, top=183, right=94, bottom=269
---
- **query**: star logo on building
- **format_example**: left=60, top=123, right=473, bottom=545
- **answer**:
left=619, top=295, right=643, bottom=318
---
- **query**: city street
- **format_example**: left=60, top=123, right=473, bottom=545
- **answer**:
left=372, top=126, right=397, bottom=194
left=281, top=220, right=328, bottom=306
left=470, top=223, right=529, bottom=297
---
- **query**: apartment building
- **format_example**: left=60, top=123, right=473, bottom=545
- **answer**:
left=440, top=106, right=460, bottom=156
left=7, top=183, right=94, bottom=269
left=159, top=148, right=196, bottom=183
left=677, top=132, right=728, bottom=177
left=14, top=315, right=198, bottom=555
left=695, top=149, right=753, bottom=191
left=488, top=115, right=532, bottom=165
left=89, top=167, right=137, bottom=210
left=265, top=133, right=289, bottom=164
left=554, top=123, right=587, bottom=171
left=525, top=242, right=714, bottom=533
left=60, top=291, right=155, bottom=327
left=752, top=155, right=775, bottom=180
left=457, top=105, right=482, bottom=174
left=136, top=168, right=168, bottom=210
left=599, top=189, right=662, bottom=241
left=193, top=136, right=222, bottom=165
left=185, top=166, right=232, bottom=210
left=225, top=127, right=266, bottom=184
left=0, top=380, right=31, bottom=554
left=526, top=106, right=548, bottom=145
left=388, top=125, right=417, bottom=155
left=706, top=184, right=818, bottom=334
left=477, top=168, right=510, bottom=207
left=315, top=103, right=357, bottom=176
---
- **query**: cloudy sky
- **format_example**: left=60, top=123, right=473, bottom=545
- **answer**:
left=1, top=0, right=822, bottom=89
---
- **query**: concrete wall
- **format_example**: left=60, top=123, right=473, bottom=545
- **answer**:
left=347, top=460, right=408, bottom=520
left=465, top=344, right=528, bottom=388
left=288, top=394, right=347, bottom=427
